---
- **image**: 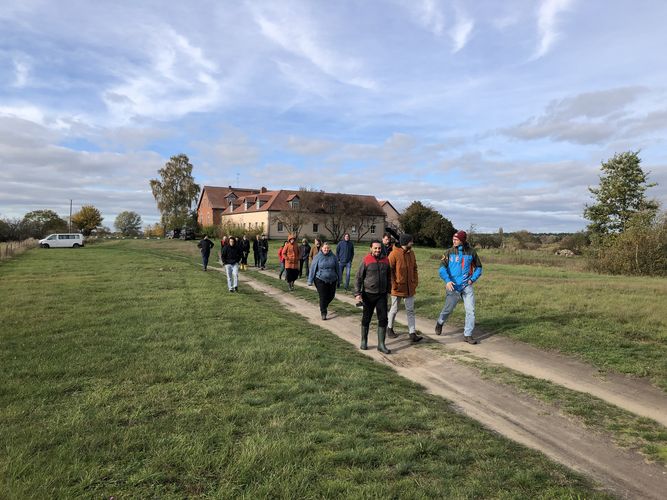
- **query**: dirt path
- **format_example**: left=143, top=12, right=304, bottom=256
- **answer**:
left=229, top=268, right=667, bottom=499
left=258, top=269, right=667, bottom=427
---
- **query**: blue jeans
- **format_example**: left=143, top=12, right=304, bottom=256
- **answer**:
left=338, top=261, right=352, bottom=289
left=437, top=285, right=476, bottom=336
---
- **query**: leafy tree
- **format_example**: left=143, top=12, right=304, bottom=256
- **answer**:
left=150, top=154, right=200, bottom=230
left=0, top=217, right=29, bottom=242
left=22, top=209, right=67, bottom=238
left=584, top=151, right=659, bottom=235
left=71, top=205, right=103, bottom=236
left=114, top=211, right=143, bottom=236
left=399, top=201, right=455, bottom=247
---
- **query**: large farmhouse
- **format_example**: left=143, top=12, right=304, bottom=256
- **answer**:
left=197, top=185, right=398, bottom=241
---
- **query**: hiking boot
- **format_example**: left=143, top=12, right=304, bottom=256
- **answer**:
left=464, top=335, right=478, bottom=345
left=409, top=332, right=423, bottom=343
left=386, top=327, right=398, bottom=338
left=321, top=312, right=327, bottom=320
left=435, top=322, right=443, bottom=335
left=234, top=286, right=238, bottom=292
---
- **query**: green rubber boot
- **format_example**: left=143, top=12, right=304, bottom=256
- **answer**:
left=360, top=325, right=369, bottom=350
left=377, top=326, right=391, bottom=354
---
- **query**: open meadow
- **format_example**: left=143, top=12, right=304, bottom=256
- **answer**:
left=0, top=240, right=610, bottom=498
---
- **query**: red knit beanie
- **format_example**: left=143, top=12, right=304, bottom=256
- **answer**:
left=454, top=230, right=467, bottom=243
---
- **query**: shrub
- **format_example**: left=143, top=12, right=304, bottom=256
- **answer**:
left=587, top=211, right=667, bottom=276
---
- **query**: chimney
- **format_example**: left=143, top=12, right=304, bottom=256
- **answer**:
left=261, top=186, right=267, bottom=193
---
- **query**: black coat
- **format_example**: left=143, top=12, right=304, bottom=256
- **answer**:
left=221, top=244, right=243, bottom=265
left=198, top=238, right=214, bottom=255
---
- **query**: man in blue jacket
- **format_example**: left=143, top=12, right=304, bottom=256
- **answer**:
left=336, top=232, right=355, bottom=290
left=435, top=230, right=483, bottom=344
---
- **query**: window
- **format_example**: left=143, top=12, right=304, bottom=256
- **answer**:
left=351, top=225, right=357, bottom=234
left=370, top=225, right=376, bottom=234
left=290, top=199, right=300, bottom=208
left=277, top=222, right=284, bottom=232
left=312, top=223, right=319, bottom=233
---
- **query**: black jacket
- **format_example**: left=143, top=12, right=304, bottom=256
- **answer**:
left=198, top=238, right=214, bottom=255
left=221, top=244, right=243, bottom=265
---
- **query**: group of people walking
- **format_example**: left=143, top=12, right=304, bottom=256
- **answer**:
left=198, top=229, right=483, bottom=352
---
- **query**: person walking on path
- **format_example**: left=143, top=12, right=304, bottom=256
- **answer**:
left=354, top=240, right=392, bottom=354
left=221, top=236, right=243, bottom=292
left=240, top=235, right=251, bottom=271
left=336, top=232, right=355, bottom=290
left=277, top=241, right=287, bottom=280
left=307, top=242, right=340, bottom=320
left=283, top=235, right=301, bottom=291
left=309, top=238, right=322, bottom=264
left=259, top=235, right=269, bottom=270
left=435, top=230, right=483, bottom=344
left=387, top=233, right=422, bottom=343
left=197, top=235, right=215, bottom=271
left=380, top=233, right=394, bottom=258
left=299, top=238, right=311, bottom=278
left=252, top=235, right=260, bottom=268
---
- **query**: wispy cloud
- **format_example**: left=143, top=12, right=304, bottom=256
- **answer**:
left=534, top=0, right=575, bottom=59
left=12, top=57, right=30, bottom=87
left=250, top=3, right=377, bottom=91
left=449, top=7, right=474, bottom=53
left=103, top=27, right=221, bottom=123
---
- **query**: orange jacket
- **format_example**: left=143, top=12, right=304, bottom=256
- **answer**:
left=388, top=246, right=418, bottom=297
left=283, top=241, right=301, bottom=269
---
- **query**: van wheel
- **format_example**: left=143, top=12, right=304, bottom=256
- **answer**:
left=41, top=243, right=50, bottom=248
left=73, top=243, right=81, bottom=248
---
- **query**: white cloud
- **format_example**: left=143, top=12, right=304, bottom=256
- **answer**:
left=103, top=27, right=221, bottom=123
left=250, top=2, right=377, bottom=91
left=415, top=0, right=446, bottom=36
left=534, top=0, right=575, bottom=59
left=449, top=7, right=474, bottom=53
left=12, top=57, right=30, bottom=87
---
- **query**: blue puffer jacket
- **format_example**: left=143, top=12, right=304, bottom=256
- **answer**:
left=308, top=251, right=340, bottom=284
left=439, top=244, right=483, bottom=291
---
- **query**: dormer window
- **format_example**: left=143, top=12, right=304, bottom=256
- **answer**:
left=290, top=199, right=300, bottom=209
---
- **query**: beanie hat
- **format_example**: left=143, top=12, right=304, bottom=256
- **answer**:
left=454, top=230, right=467, bottom=243
left=399, top=233, right=414, bottom=246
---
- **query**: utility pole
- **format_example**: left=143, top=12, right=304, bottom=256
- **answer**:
left=69, top=199, right=72, bottom=232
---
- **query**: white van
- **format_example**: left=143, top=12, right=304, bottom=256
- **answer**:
left=39, top=233, right=85, bottom=248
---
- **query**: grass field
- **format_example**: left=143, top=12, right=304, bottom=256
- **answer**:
left=0, top=240, right=607, bottom=498
left=261, top=241, right=667, bottom=391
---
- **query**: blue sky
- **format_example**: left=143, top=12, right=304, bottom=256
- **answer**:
left=1, top=0, right=666, bottom=232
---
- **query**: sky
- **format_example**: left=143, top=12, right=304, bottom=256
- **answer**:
left=1, top=0, right=666, bottom=233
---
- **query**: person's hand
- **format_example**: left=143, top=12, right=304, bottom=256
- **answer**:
left=355, top=294, right=361, bottom=300
left=446, top=281, right=455, bottom=292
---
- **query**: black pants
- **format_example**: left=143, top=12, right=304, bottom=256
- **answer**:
left=361, top=292, right=388, bottom=327
left=241, top=252, right=249, bottom=265
left=260, top=250, right=268, bottom=268
left=201, top=252, right=210, bottom=270
left=299, top=259, right=309, bottom=278
left=314, top=278, right=337, bottom=314
left=253, top=251, right=259, bottom=267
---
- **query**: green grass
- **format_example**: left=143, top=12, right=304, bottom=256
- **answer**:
left=0, top=240, right=607, bottom=498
